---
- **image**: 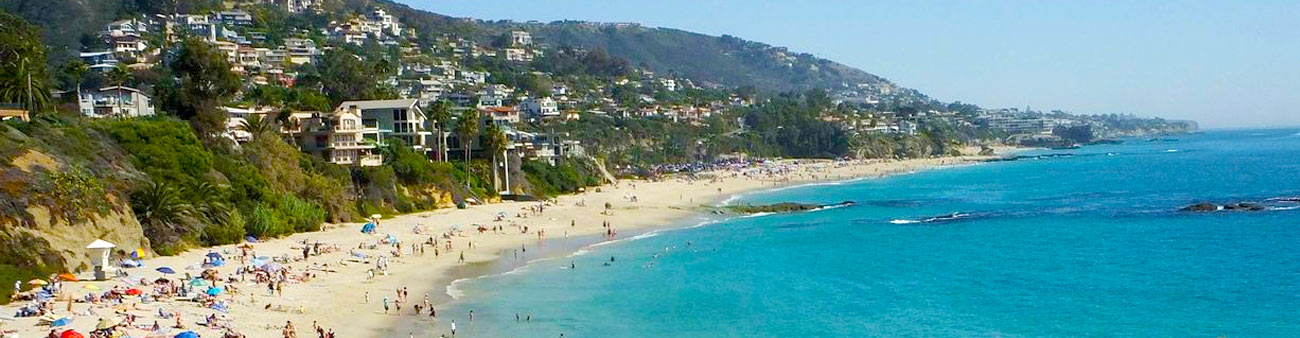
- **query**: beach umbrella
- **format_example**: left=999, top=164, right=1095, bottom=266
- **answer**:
left=370, top=214, right=382, bottom=220
left=259, top=262, right=283, bottom=272
left=59, top=329, right=84, bottom=338
left=28, top=279, right=48, bottom=286
left=205, top=286, right=222, bottom=296
left=156, top=267, right=175, bottom=274
left=95, top=316, right=122, bottom=330
left=205, top=252, right=223, bottom=259
left=50, top=317, right=72, bottom=327
left=57, top=273, right=78, bottom=281
left=174, top=331, right=200, bottom=338
left=124, top=288, right=142, bottom=296
left=189, top=279, right=209, bottom=287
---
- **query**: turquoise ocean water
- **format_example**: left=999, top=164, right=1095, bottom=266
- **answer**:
left=443, top=129, right=1300, bottom=337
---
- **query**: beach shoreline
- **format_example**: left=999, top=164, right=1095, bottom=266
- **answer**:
left=1, top=149, right=1012, bottom=337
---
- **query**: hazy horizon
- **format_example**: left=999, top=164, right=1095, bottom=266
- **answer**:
left=402, top=0, right=1300, bottom=129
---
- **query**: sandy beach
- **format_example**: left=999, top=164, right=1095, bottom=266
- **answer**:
left=2, top=151, right=1009, bottom=338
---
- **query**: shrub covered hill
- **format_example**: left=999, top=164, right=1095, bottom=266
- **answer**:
left=6, top=0, right=920, bottom=96
left=0, top=0, right=1195, bottom=301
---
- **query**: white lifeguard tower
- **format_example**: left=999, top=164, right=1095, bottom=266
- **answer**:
left=86, top=239, right=116, bottom=281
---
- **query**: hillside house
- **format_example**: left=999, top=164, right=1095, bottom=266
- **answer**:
left=79, top=87, right=155, bottom=118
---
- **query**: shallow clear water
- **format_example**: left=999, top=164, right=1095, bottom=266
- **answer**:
left=443, top=129, right=1300, bottom=337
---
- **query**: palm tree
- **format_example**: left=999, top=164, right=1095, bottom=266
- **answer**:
left=106, top=63, right=131, bottom=117
left=237, top=113, right=278, bottom=140
left=279, top=110, right=303, bottom=147
left=186, top=181, right=231, bottom=226
left=0, top=55, right=52, bottom=113
left=131, top=181, right=196, bottom=245
left=456, top=109, right=481, bottom=165
left=62, top=60, right=88, bottom=100
left=427, top=100, right=453, bottom=162
left=483, top=122, right=509, bottom=193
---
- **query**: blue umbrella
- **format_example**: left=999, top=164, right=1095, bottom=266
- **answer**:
left=50, top=317, right=72, bottom=327
left=174, top=331, right=200, bottom=338
left=155, top=267, right=175, bottom=274
left=205, top=252, right=222, bottom=259
left=205, top=287, right=222, bottom=296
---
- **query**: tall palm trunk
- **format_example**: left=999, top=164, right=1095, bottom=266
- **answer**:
left=491, top=151, right=499, bottom=192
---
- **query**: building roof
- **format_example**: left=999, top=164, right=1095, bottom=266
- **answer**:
left=97, top=86, right=144, bottom=93
left=478, top=106, right=518, bottom=113
left=336, top=99, right=420, bottom=111
left=80, top=51, right=114, bottom=58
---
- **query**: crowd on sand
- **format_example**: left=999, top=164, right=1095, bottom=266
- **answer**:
left=3, top=155, right=1002, bottom=338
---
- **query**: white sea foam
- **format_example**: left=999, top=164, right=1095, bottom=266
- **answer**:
left=445, top=277, right=472, bottom=300
left=718, top=194, right=743, bottom=206
left=1165, top=149, right=1180, bottom=153
left=889, top=219, right=921, bottom=224
left=740, top=212, right=776, bottom=218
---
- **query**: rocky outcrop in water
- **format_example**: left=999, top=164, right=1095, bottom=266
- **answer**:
left=1181, top=202, right=1271, bottom=212
left=726, top=201, right=855, bottom=214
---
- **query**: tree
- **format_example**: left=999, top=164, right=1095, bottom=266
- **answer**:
left=131, top=181, right=197, bottom=250
left=61, top=60, right=88, bottom=97
left=0, top=12, right=53, bottom=113
left=305, top=49, right=386, bottom=105
left=106, top=63, right=132, bottom=117
left=426, top=100, right=453, bottom=162
left=160, top=38, right=241, bottom=140
left=482, top=122, right=509, bottom=193
left=237, top=113, right=278, bottom=140
left=455, top=109, right=481, bottom=166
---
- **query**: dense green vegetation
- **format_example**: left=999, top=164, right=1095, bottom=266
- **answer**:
left=522, top=159, right=602, bottom=197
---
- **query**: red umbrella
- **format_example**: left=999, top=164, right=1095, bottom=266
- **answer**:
left=57, top=273, right=78, bottom=282
left=60, top=330, right=85, bottom=338
left=124, top=288, right=142, bottom=296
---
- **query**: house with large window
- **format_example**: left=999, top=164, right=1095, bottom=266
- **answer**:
left=335, top=99, right=431, bottom=152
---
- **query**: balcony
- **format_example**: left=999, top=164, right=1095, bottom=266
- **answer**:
left=358, top=154, right=383, bottom=167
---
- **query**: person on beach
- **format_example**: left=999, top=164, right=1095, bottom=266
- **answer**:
left=469, top=310, right=474, bottom=321
left=283, top=321, right=296, bottom=338
left=382, top=297, right=389, bottom=314
left=459, top=251, right=465, bottom=263
left=450, top=320, right=457, bottom=336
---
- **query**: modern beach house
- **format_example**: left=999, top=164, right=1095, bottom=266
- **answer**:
left=335, top=99, right=431, bottom=153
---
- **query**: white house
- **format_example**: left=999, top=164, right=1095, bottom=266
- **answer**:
left=501, top=48, right=528, bottom=62
left=80, top=51, right=120, bottom=73
left=510, top=30, right=532, bottom=46
left=519, top=97, right=559, bottom=118
left=79, top=86, right=155, bottom=118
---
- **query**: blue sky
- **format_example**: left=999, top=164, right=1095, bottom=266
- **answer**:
left=400, top=0, right=1300, bottom=128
